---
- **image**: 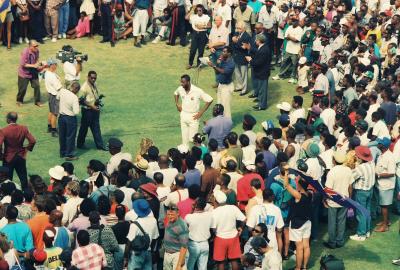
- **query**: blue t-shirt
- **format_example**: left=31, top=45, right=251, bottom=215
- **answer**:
left=247, top=0, right=263, bottom=13
left=54, top=226, right=70, bottom=250
left=216, top=58, right=235, bottom=84
left=136, top=0, right=150, bottom=9
left=184, top=169, right=201, bottom=188
left=2, top=222, right=34, bottom=252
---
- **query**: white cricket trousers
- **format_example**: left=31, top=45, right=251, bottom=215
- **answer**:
left=133, top=9, right=149, bottom=36
left=180, top=111, right=199, bottom=147
left=217, top=82, right=234, bottom=118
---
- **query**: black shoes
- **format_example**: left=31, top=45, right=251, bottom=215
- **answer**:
left=323, top=242, right=336, bottom=249
left=248, top=94, right=257, bottom=98
left=239, top=92, right=248, bottom=96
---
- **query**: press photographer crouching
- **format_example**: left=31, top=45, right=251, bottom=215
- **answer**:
left=57, top=45, right=88, bottom=89
left=77, top=71, right=107, bottom=151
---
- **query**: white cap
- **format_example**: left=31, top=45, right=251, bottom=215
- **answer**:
left=48, top=165, right=65, bottom=180
left=276, top=102, right=291, bottom=112
left=298, top=56, right=307, bottom=65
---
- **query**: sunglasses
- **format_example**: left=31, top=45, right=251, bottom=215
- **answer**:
left=253, top=229, right=262, bottom=233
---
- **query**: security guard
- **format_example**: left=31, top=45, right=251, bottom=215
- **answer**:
left=77, top=70, right=106, bottom=150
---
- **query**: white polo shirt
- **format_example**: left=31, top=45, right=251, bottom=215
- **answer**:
left=376, top=150, right=396, bottom=190
left=174, top=84, right=213, bottom=113
left=63, top=61, right=80, bottom=81
left=190, top=14, right=210, bottom=32
left=372, top=120, right=390, bottom=138
left=45, top=70, right=63, bottom=96
left=320, top=108, right=336, bottom=134
left=185, top=211, right=213, bottom=242
left=59, top=88, right=80, bottom=116
left=284, top=25, right=303, bottom=54
left=258, top=6, right=277, bottom=30
left=212, top=204, right=245, bottom=239
left=106, top=152, right=132, bottom=175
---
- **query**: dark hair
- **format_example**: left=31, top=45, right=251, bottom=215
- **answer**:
left=262, top=188, right=274, bottom=202
left=203, top=153, right=213, bottom=167
left=45, top=198, right=57, bottom=215
left=191, top=147, right=202, bottom=161
left=220, top=173, right=231, bottom=187
left=116, top=173, right=129, bottom=187
left=181, top=74, right=190, bottom=82
left=261, top=137, right=271, bottom=150
left=276, top=152, right=289, bottom=163
left=208, top=139, right=218, bottom=151
left=226, top=159, right=237, bottom=171
left=147, top=146, right=159, bottom=161
left=227, top=132, right=238, bottom=145
left=298, top=178, right=309, bottom=191
left=118, top=160, right=133, bottom=176
left=250, top=178, right=261, bottom=189
left=97, top=195, right=111, bottom=215
left=115, top=204, right=126, bottom=220
left=6, top=112, right=18, bottom=123
left=185, top=155, right=197, bottom=170
left=1, top=182, right=16, bottom=196
left=61, top=162, right=74, bottom=175
left=154, top=172, right=164, bottom=184
left=79, top=180, right=90, bottom=198
left=168, top=148, right=183, bottom=172
left=113, top=189, right=125, bottom=204
left=23, top=188, right=34, bottom=203
left=88, top=70, right=97, bottom=77
left=77, top=230, right=90, bottom=246
left=293, top=96, right=303, bottom=106
left=324, top=134, right=337, bottom=148
left=195, top=197, right=207, bottom=210
left=286, top=128, right=296, bottom=140
left=193, top=133, right=205, bottom=144
left=10, top=189, right=24, bottom=206
left=188, top=185, right=201, bottom=199
left=272, top=128, right=282, bottom=139
left=344, top=74, right=355, bottom=87
left=242, top=253, right=256, bottom=265
left=239, top=134, right=250, bottom=147
left=34, top=195, right=47, bottom=212
left=88, top=160, right=105, bottom=172
left=5, top=205, right=18, bottom=220
left=224, top=45, right=233, bottom=54
left=80, top=198, right=96, bottom=216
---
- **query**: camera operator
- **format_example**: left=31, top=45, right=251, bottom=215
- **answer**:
left=62, top=46, right=83, bottom=89
left=77, top=71, right=106, bottom=151
left=16, top=40, right=43, bottom=107
left=44, top=59, right=63, bottom=137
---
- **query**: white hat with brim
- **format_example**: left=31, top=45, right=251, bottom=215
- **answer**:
left=276, top=102, right=291, bottom=112
left=48, top=165, right=65, bottom=180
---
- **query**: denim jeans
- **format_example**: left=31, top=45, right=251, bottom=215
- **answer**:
left=327, top=207, right=347, bottom=246
left=354, top=189, right=372, bottom=236
left=114, top=247, right=124, bottom=270
left=128, top=250, right=152, bottom=270
left=187, top=240, right=209, bottom=270
left=58, top=115, right=77, bottom=157
left=58, top=1, right=69, bottom=34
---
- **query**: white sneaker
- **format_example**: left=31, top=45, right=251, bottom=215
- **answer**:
left=43, top=36, right=50, bottom=41
left=366, top=232, right=370, bottom=238
left=18, top=37, right=23, bottom=44
left=58, top=34, right=62, bottom=39
left=62, top=33, right=67, bottom=39
left=51, top=37, right=57, bottom=42
left=272, top=75, right=281, bottom=80
left=350, top=234, right=366, bottom=241
left=152, top=36, right=161, bottom=44
left=24, top=37, right=29, bottom=44
left=288, top=78, right=295, bottom=83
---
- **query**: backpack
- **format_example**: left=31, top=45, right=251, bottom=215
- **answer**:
left=129, top=221, right=151, bottom=254
left=320, top=254, right=345, bottom=270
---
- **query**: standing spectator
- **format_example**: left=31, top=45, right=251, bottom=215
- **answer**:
left=44, top=0, right=60, bottom=42
left=77, top=71, right=106, bottom=151
left=185, top=197, right=213, bottom=270
left=62, top=45, right=83, bottom=89
left=99, top=0, right=113, bottom=44
left=203, top=104, right=233, bottom=149
left=375, top=137, right=396, bottom=232
left=163, top=205, right=189, bottom=270
left=125, top=199, right=159, bottom=270
left=174, top=74, right=213, bottom=147
left=350, top=146, right=375, bottom=241
left=212, top=189, right=245, bottom=270
left=246, top=34, right=271, bottom=111
left=58, top=0, right=69, bottom=39
left=16, top=41, right=42, bottom=107
left=232, top=21, right=251, bottom=95
left=132, top=0, right=150, bottom=47
left=44, top=59, right=62, bottom=137
left=167, top=0, right=186, bottom=46
left=257, top=0, right=276, bottom=51
left=236, top=164, right=264, bottom=211
left=272, top=16, right=302, bottom=83
left=187, top=4, right=210, bottom=69
left=200, top=153, right=219, bottom=199
left=58, top=82, right=80, bottom=160
left=72, top=230, right=107, bottom=270
left=208, top=15, right=229, bottom=85
left=233, top=0, right=256, bottom=34
left=0, top=112, right=36, bottom=189
left=324, top=151, right=354, bottom=249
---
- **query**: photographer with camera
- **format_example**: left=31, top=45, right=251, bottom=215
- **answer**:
left=62, top=46, right=83, bottom=89
left=77, top=70, right=106, bottom=151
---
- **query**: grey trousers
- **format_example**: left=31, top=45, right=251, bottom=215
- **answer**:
left=44, top=10, right=59, bottom=38
left=234, top=64, right=248, bottom=94
left=278, top=52, right=298, bottom=79
left=328, top=207, right=347, bottom=247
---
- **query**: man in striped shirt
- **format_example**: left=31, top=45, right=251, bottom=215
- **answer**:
left=350, top=146, right=375, bottom=241
left=72, top=230, right=107, bottom=270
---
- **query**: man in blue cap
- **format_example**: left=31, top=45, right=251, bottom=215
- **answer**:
left=44, top=59, right=63, bottom=137
left=125, top=198, right=159, bottom=270
left=375, top=137, right=396, bottom=233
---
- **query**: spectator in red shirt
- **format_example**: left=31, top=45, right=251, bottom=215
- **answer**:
left=0, top=112, right=36, bottom=189
left=178, top=184, right=201, bottom=219
left=236, top=163, right=264, bottom=211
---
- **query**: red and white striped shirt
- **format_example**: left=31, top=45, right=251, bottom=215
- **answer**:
left=71, top=243, right=107, bottom=270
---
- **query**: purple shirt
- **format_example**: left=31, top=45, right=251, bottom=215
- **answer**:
left=18, top=47, right=39, bottom=79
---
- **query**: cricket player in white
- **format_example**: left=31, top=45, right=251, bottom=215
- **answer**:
left=174, top=74, right=213, bottom=147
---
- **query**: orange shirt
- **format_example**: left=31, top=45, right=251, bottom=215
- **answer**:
left=27, top=214, right=52, bottom=250
left=110, top=203, right=128, bottom=214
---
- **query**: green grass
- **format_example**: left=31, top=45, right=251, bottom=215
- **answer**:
left=0, top=37, right=399, bottom=269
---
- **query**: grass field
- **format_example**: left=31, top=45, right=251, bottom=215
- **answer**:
left=0, top=37, right=399, bottom=269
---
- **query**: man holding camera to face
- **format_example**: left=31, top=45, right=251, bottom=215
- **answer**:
left=76, top=70, right=106, bottom=151
left=60, top=45, right=84, bottom=89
